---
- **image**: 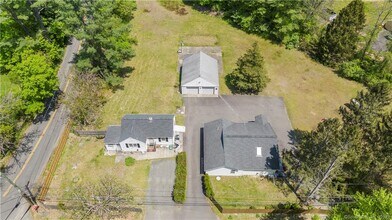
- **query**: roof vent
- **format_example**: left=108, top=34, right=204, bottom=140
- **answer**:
left=148, top=117, right=153, bottom=122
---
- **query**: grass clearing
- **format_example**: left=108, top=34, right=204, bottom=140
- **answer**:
left=43, top=134, right=151, bottom=220
left=211, top=176, right=297, bottom=209
left=100, top=0, right=362, bottom=131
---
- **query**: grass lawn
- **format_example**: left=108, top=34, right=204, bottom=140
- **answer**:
left=100, top=0, right=363, bottom=131
left=42, top=134, right=151, bottom=220
left=210, top=176, right=297, bottom=209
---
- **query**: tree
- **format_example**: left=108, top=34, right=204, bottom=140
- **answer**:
left=283, top=118, right=358, bottom=203
left=0, top=93, right=22, bottom=157
left=226, top=42, right=269, bottom=94
left=65, top=73, right=106, bottom=128
left=64, top=0, right=136, bottom=87
left=316, top=0, right=365, bottom=66
left=339, top=84, right=391, bottom=188
left=328, top=188, right=392, bottom=220
left=9, top=50, right=58, bottom=117
left=68, top=177, right=133, bottom=219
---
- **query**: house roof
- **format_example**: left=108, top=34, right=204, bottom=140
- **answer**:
left=104, top=114, right=174, bottom=144
left=105, top=125, right=121, bottom=144
left=181, top=51, right=219, bottom=87
left=203, top=115, right=280, bottom=172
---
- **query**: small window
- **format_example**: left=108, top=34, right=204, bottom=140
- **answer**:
left=125, top=144, right=130, bottom=148
left=231, top=170, right=236, bottom=174
left=256, top=147, right=262, bottom=157
left=137, top=144, right=140, bottom=148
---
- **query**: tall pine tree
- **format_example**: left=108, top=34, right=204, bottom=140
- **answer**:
left=226, top=42, right=269, bottom=94
left=316, top=0, right=365, bottom=66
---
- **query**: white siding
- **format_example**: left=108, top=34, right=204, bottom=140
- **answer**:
left=206, top=168, right=269, bottom=176
left=119, top=137, right=147, bottom=153
left=199, top=87, right=215, bottom=95
left=149, top=137, right=174, bottom=147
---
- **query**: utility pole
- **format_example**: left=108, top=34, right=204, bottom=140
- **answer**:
left=0, top=172, right=37, bottom=206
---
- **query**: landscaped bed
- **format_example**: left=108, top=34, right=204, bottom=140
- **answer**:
left=210, top=176, right=297, bottom=209
left=41, top=134, right=151, bottom=220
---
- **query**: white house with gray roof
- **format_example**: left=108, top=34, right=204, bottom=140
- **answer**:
left=181, top=51, right=219, bottom=96
left=104, top=114, right=175, bottom=154
left=203, top=115, right=281, bottom=176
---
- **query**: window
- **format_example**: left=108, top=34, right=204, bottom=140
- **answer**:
left=125, top=143, right=130, bottom=148
left=256, top=147, right=262, bottom=157
left=159, top=138, right=168, bottom=142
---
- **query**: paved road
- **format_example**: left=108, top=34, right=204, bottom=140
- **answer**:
left=0, top=38, right=80, bottom=220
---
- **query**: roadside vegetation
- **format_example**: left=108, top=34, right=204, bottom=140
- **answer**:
left=0, top=1, right=68, bottom=161
left=173, top=152, right=187, bottom=203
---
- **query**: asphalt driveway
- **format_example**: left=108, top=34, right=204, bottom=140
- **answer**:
left=145, top=158, right=217, bottom=220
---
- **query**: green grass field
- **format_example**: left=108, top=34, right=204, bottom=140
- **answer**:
left=100, top=0, right=363, bottom=130
left=44, top=134, right=151, bottom=219
left=211, top=176, right=297, bottom=209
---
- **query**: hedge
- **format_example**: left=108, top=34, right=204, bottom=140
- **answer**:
left=202, top=174, right=214, bottom=200
left=173, top=152, right=187, bottom=203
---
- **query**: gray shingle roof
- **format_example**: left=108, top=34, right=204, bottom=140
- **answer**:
left=204, top=115, right=280, bottom=172
left=104, top=126, right=121, bottom=144
left=104, top=114, right=174, bottom=144
left=181, top=51, right=219, bottom=86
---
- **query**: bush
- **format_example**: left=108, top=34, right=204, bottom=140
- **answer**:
left=311, top=215, right=321, bottom=220
left=202, top=174, right=214, bottom=200
left=173, top=152, right=187, bottom=203
left=125, top=157, right=136, bottom=166
left=338, top=59, right=365, bottom=82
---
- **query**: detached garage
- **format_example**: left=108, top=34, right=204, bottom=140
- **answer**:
left=181, top=51, right=219, bottom=96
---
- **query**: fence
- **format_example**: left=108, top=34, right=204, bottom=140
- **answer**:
left=38, top=121, right=71, bottom=201
left=74, top=130, right=106, bottom=136
left=209, top=192, right=329, bottom=215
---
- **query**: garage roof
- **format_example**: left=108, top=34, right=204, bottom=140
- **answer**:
left=181, top=51, right=219, bottom=87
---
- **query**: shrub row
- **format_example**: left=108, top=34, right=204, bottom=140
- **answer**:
left=202, top=174, right=214, bottom=200
left=125, top=157, right=135, bottom=166
left=173, top=152, right=187, bottom=203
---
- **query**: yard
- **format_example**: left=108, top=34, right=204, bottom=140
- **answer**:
left=210, top=176, right=297, bottom=209
left=100, top=0, right=363, bottom=131
left=41, top=134, right=151, bottom=220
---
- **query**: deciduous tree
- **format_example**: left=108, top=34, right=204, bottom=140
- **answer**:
left=69, top=177, right=133, bottom=219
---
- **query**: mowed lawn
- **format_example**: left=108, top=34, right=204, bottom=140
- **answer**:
left=44, top=134, right=151, bottom=219
left=211, top=176, right=297, bottom=209
left=101, top=0, right=362, bottom=130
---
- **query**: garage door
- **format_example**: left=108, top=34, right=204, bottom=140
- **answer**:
left=199, top=87, right=215, bottom=95
left=184, top=87, right=199, bottom=94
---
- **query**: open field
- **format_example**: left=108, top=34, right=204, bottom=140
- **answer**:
left=42, top=134, right=151, bottom=219
left=100, top=0, right=363, bottom=130
left=211, top=176, right=297, bottom=209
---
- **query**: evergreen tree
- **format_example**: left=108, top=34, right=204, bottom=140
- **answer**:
left=316, top=0, right=365, bottom=66
left=64, top=0, right=136, bottom=87
left=339, top=84, right=391, bottom=188
left=226, top=42, right=269, bottom=94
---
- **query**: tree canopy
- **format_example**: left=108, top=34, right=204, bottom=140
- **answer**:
left=64, top=0, right=136, bottom=87
left=226, top=42, right=269, bottom=94
left=328, top=189, right=392, bottom=220
left=316, top=0, right=365, bottom=66
left=284, top=84, right=391, bottom=204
